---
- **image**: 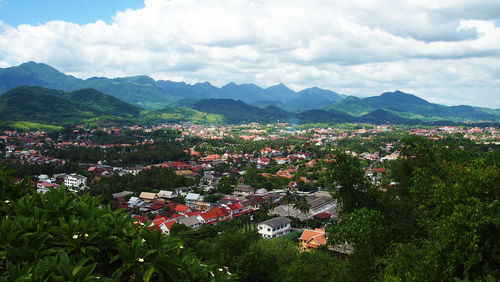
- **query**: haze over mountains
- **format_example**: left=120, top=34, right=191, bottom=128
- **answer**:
left=0, top=62, right=344, bottom=110
left=0, top=62, right=498, bottom=129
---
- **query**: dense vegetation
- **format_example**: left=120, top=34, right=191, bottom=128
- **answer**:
left=0, top=171, right=229, bottom=281
left=327, top=136, right=500, bottom=280
left=0, top=86, right=142, bottom=129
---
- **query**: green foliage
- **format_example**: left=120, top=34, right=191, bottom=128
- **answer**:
left=327, top=136, right=500, bottom=280
left=327, top=150, right=379, bottom=213
left=0, top=169, right=231, bottom=281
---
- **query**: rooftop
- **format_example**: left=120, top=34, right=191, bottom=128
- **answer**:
left=258, top=216, right=291, bottom=228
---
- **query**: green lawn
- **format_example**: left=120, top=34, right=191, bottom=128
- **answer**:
left=276, top=229, right=302, bottom=241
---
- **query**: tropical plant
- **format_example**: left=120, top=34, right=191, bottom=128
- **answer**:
left=0, top=168, right=232, bottom=281
left=293, top=196, right=312, bottom=228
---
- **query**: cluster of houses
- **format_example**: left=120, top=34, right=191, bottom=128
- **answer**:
left=36, top=173, right=88, bottom=193
left=112, top=185, right=267, bottom=235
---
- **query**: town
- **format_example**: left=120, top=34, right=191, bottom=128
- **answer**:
left=2, top=122, right=498, bottom=251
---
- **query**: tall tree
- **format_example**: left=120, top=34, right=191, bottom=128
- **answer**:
left=294, top=195, right=312, bottom=228
left=282, top=191, right=297, bottom=217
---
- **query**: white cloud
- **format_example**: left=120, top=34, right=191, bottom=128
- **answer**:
left=0, top=0, right=499, bottom=107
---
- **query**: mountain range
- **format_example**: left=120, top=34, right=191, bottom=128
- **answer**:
left=0, top=62, right=499, bottom=129
left=0, top=62, right=344, bottom=110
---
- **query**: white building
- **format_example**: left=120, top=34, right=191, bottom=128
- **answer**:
left=64, top=174, right=87, bottom=189
left=257, top=217, right=292, bottom=239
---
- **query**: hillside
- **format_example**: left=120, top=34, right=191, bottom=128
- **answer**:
left=322, top=96, right=375, bottom=116
left=0, top=62, right=177, bottom=109
left=285, top=87, right=344, bottom=110
left=0, top=86, right=142, bottom=129
left=191, top=98, right=290, bottom=123
left=0, top=62, right=82, bottom=93
left=360, top=91, right=499, bottom=121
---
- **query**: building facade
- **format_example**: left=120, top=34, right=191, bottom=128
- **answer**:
left=257, top=216, right=292, bottom=239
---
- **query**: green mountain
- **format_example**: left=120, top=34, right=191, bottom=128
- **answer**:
left=0, top=62, right=81, bottom=93
left=0, top=62, right=348, bottom=110
left=191, top=98, right=290, bottom=123
left=286, top=87, right=345, bottom=110
left=297, top=109, right=355, bottom=123
left=1, top=63, right=499, bottom=123
left=322, top=91, right=500, bottom=122
left=357, top=109, right=416, bottom=124
left=0, top=86, right=142, bottom=129
left=142, top=107, right=225, bottom=124
left=251, top=100, right=287, bottom=109
left=0, top=62, right=177, bottom=109
left=322, top=96, right=375, bottom=116
left=361, top=91, right=499, bottom=121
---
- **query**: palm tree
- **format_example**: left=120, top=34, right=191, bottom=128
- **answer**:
left=262, top=197, right=276, bottom=213
left=294, top=195, right=312, bottom=228
left=282, top=191, right=296, bottom=217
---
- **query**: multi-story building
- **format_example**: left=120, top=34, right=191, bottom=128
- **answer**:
left=64, top=173, right=87, bottom=190
left=257, top=217, right=292, bottom=239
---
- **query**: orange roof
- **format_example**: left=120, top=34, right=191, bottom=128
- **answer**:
left=200, top=209, right=217, bottom=221
left=299, top=229, right=326, bottom=248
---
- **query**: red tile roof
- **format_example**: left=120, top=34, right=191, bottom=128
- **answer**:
left=228, top=203, right=243, bottom=211
left=200, top=209, right=217, bottom=221
left=174, top=204, right=190, bottom=213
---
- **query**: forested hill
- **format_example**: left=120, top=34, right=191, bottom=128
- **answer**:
left=0, top=86, right=142, bottom=130
left=191, top=99, right=290, bottom=123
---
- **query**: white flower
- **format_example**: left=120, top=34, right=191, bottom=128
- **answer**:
left=72, top=234, right=78, bottom=240
left=141, top=238, right=146, bottom=243
left=84, top=233, right=89, bottom=238
left=138, top=258, right=144, bottom=263
left=227, top=271, right=232, bottom=276
left=218, top=268, right=223, bottom=272
left=210, top=271, right=214, bottom=277
left=179, top=245, right=184, bottom=249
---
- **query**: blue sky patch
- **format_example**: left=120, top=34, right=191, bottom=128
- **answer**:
left=0, top=0, right=144, bottom=26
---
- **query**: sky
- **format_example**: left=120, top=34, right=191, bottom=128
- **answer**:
left=0, top=0, right=499, bottom=108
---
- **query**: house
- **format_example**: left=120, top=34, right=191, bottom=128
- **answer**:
left=185, top=193, right=201, bottom=209
left=122, top=166, right=143, bottom=176
left=177, top=216, right=202, bottom=229
left=227, top=203, right=243, bottom=215
left=159, top=190, right=177, bottom=199
left=241, top=196, right=265, bottom=211
left=257, top=217, right=292, bottom=239
left=139, top=192, right=160, bottom=202
left=233, top=184, right=254, bottom=197
left=174, top=204, right=191, bottom=215
left=212, top=206, right=231, bottom=221
left=112, top=191, right=133, bottom=198
left=199, top=209, right=218, bottom=224
left=299, top=228, right=327, bottom=252
left=64, top=174, right=87, bottom=189
left=150, top=217, right=177, bottom=235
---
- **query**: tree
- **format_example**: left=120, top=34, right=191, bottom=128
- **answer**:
left=293, top=195, right=312, bottom=228
left=282, top=191, right=296, bottom=217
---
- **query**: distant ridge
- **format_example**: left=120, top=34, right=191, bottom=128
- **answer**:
left=0, top=62, right=498, bottom=123
left=0, top=62, right=346, bottom=110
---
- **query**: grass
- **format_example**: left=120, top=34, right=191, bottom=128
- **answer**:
left=10, top=121, right=63, bottom=131
left=275, top=229, right=302, bottom=241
